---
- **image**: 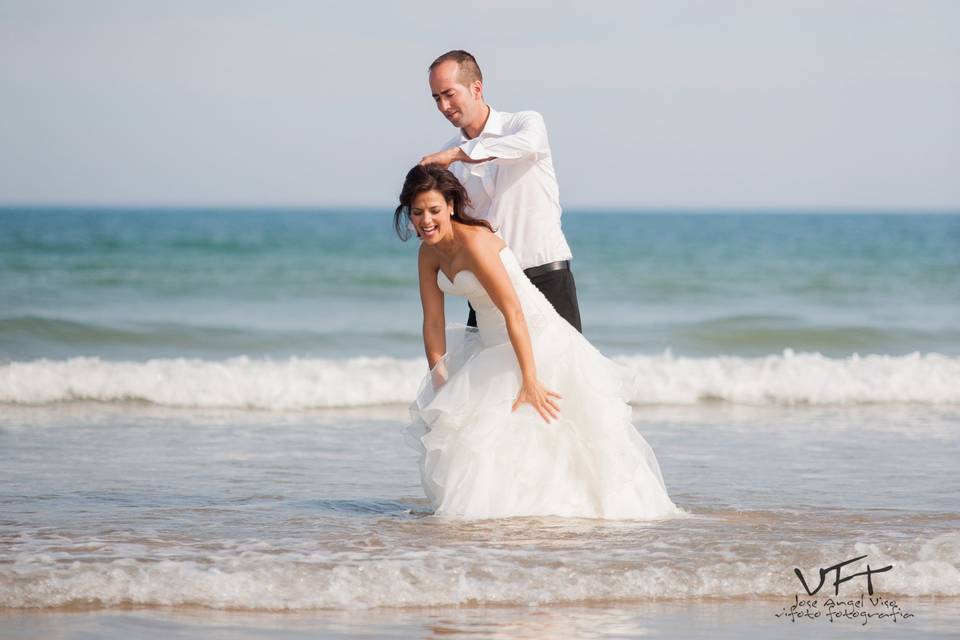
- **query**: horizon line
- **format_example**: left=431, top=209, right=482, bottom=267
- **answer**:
left=1, top=203, right=959, bottom=215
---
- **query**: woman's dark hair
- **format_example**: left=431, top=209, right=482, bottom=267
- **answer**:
left=394, top=164, right=494, bottom=240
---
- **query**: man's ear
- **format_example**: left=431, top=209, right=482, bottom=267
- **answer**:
left=471, top=80, right=483, bottom=100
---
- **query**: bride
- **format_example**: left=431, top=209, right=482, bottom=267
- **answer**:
left=396, top=164, right=685, bottom=520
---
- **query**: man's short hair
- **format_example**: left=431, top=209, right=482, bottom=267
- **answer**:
left=428, top=50, right=483, bottom=87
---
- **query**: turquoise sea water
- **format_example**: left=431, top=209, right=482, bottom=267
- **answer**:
left=2, top=208, right=958, bottom=362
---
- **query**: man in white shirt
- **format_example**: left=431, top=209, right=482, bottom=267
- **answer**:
left=419, top=49, right=582, bottom=333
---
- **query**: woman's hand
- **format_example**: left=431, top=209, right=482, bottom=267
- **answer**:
left=512, top=378, right=562, bottom=424
left=430, top=363, right=448, bottom=392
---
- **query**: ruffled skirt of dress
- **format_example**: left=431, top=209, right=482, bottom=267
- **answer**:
left=405, top=318, right=687, bottom=520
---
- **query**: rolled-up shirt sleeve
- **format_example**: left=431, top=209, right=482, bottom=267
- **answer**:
left=459, top=111, right=548, bottom=164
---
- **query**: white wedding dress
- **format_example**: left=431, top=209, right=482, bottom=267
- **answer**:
left=406, top=246, right=686, bottom=520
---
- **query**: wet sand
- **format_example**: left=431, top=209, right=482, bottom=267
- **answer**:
left=3, top=596, right=959, bottom=639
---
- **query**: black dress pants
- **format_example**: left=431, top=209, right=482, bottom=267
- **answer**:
left=467, top=266, right=583, bottom=333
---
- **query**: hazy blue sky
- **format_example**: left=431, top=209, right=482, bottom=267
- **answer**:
left=1, top=1, right=958, bottom=209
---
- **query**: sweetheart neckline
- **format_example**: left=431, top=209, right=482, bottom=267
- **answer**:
left=437, top=246, right=510, bottom=285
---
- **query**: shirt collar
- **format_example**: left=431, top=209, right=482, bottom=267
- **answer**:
left=460, top=105, right=504, bottom=142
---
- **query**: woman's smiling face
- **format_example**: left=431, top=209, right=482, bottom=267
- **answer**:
left=409, top=189, right=453, bottom=244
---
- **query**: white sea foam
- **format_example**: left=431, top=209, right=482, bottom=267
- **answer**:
left=616, top=349, right=960, bottom=405
left=0, top=355, right=425, bottom=409
left=0, top=350, right=958, bottom=409
left=2, top=533, right=958, bottom=610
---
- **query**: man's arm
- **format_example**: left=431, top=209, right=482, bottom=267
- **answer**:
left=459, top=111, right=548, bottom=164
left=420, top=111, right=548, bottom=168
left=420, top=146, right=491, bottom=168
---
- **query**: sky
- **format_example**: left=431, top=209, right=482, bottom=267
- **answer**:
left=1, top=0, right=958, bottom=210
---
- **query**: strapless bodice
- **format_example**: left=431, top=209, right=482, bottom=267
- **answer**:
left=437, top=247, right=557, bottom=347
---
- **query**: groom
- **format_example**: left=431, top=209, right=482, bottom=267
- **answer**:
left=419, top=50, right=583, bottom=333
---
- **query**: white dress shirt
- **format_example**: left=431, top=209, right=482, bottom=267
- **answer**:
left=444, top=107, right=573, bottom=270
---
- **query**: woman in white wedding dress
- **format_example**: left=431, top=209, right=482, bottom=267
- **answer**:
left=396, top=164, right=685, bottom=520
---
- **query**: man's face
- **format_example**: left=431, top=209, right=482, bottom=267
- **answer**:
left=429, top=60, right=482, bottom=129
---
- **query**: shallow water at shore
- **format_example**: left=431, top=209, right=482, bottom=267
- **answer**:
left=2, top=403, right=957, bottom=625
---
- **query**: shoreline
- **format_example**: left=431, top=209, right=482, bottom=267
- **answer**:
left=3, top=596, right=959, bottom=639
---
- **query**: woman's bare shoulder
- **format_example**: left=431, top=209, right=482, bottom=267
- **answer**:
left=461, top=225, right=506, bottom=259
left=418, top=241, right=439, bottom=271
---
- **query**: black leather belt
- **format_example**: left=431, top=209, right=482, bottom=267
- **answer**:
left=523, top=260, right=570, bottom=278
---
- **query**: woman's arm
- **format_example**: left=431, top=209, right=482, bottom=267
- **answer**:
left=418, top=245, right=446, bottom=376
left=467, top=240, right=561, bottom=423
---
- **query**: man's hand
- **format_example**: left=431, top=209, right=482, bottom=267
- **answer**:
left=419, top=147, right=469, bottom=169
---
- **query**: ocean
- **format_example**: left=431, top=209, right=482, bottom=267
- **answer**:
left=1, top=208, right=958, bottom=638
